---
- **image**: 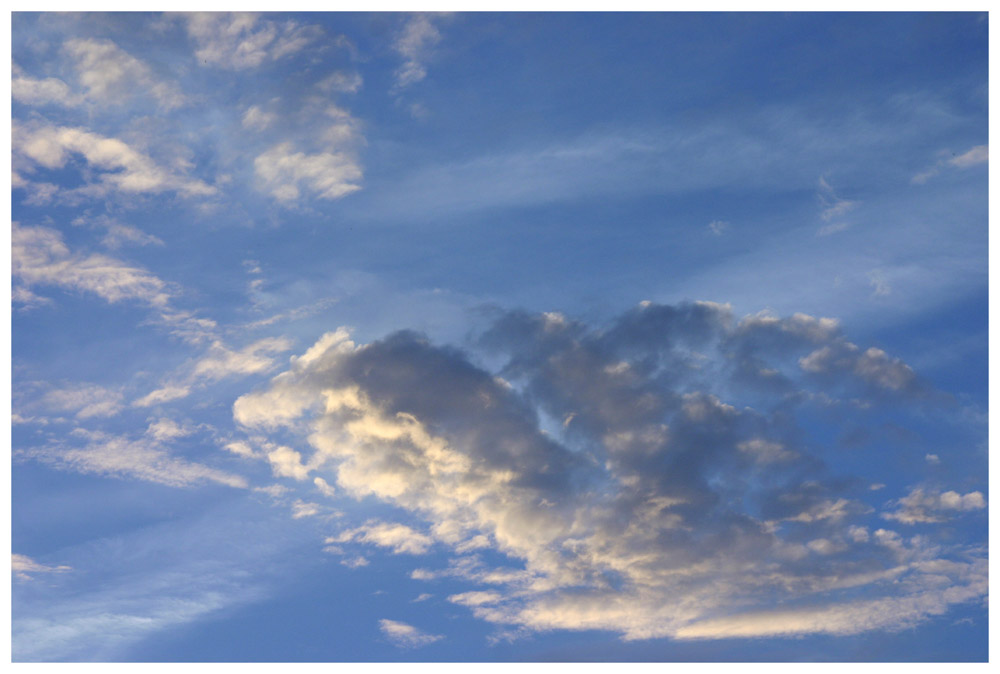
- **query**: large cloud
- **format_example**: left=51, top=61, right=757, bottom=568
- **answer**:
left=232, top=302, right=985, bottom=641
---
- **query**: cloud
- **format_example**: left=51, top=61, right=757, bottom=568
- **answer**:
left=13, top=122, right=215, bottom=199
left=947, top=144, right=988, bottom=168
left=191, top=337, right=294, bottom=382
left=183, top=12, right=321, bottom=69
left=883, top=487, right=986, bottom=524
left=242, top=105, right=277, bottom=131
left=254, top=138, right=362, bottom=203
left=133, top=386, right=191, bottom=408
left=378, top=619, right=443, bottom=648
left=42, top=384, right=124, bottom=419
left=868, top=269, right=891, bottom=297
left=19, top=427, right=247, bottom=489
left=228, top=301, right=983, bottom=641
left=64, top=38, right=184, bottom=109
left=317, top=70, right=363, bottom=94
left=100, top=224, right=164, bottom=250
left=816, top=176, right=857, bottom=234
left=12, top=65, right=83, bottom=107
left=12, top=554, right=72, bottom=581
left=707, top=220, right=729, bottom=236
left=13, top=222, right=171, bottom=308
left=329, top=521, right=435, bottom=555
left=913, top=144, right=988, bottom=184
left=266, top=445, right=311, bottom=481
left=393, top=14, right=445, bottom=89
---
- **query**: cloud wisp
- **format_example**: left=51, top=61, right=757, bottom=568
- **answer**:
left=231, top=301, right=984, bottom=642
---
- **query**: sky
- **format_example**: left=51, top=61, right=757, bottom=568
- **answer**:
left=9, top=11, right=990, bottom=663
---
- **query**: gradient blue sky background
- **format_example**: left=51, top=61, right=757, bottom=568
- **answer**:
left=10, top=11, right=989, bottom=662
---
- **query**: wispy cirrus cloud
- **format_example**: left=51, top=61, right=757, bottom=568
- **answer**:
left=64, top=37, right=184, bottom=110
left=12, top=554, right=72, bottom=581
left=13, top=222, right=172, bottom=308
left=378, top=619, right=443, bottom=648
left=13, top=121, right=215, bottom=200
left=182, top=12, right=322, bottom=70
left=912, top=144, right=988, bottom=184
left=18, top=422, right=247, bottom=489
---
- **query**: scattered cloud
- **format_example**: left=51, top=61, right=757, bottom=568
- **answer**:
left=947, top=144, right=988, bottom=168
left=13, top=222, right=172, bottom=308
left=254, top=142, right=362, bottom=201
left=191, top=337, right=294, bottom=382
left=100, top=224, right=164, bottom=250
left=19, top=428, right=248, bottom=489
left=913, top=144, right=988, bottom=184
left=378, top=619, right=443, bottom=648
left=13, top=122, right=215, bottom=199
left=868, top=269, right=891, bottom=297
left=882, top=487, right=986, bottom=524
left=329, top=521, right=435, bottom=555
left=317, top=70, right=363, bottom=94
left=816, top=176, right=857, bottom=234
left=12, top=65, right=83, bottom=107
left=242, top=105, right=277, bottom=131
left=12, top=554, right=72, bottom=581
left=393, top=14, right=445, bottom=89
left=42, top=384, right=124, bottom=419
left=133, top=385, right=191, bottom=408
left=182, top=12, right=322, bottom=69
left=64, top=38, right=184, bottom=110
left=707, top=220, right=729, bottom=236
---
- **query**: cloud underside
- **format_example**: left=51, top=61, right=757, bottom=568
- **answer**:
left=233, top=302, right=985, bottom=641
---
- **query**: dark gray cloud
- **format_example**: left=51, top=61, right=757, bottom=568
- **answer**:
left=232, top=302, right=985, bottom=640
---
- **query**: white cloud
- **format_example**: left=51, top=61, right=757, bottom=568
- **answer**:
left=101, top=224, right=164, bottom=250
left=378, top=619, right=443, bottom=648
left=393, top=14, right=444, bottom=89
left=133, top=385, right=191, bottom=408
left=13, top=222, right=172, bottom=308
left=242, top=105, right=277, bottom=131
left=925, top=453, right=940, bottom=465
left=12, top=554, right=72, bottom=581
left=191, top=337, right=293, bottom=382
left=948, top=144, right=988, bottom=168
left=254, top=141, right=362, bottom=203
left=737, top=438, right=797, bottom=464
left=707, top=220, right=729, bottom=236
left=314, top=476, right=336, bottom=498
left=883, top=487, right=986, bottom=524
left=317, top=70, right=363, bottom=94
left=183, top=13, right=321, bottom=69
left=64, top=38, right=184, bottom=109
left=913, top=144, right=988, bottom=183
left=11, top=286, right=53, bottom=310
left=13, top=122, right=215, bottom=199
left=816, top=176, right=857, bottom=233
left=291, top=500, right=321, bottom=519
left=267, top=446, right=311, bottom=481
left=329, top=521, right=435, bottom=555
left=448, top=591, right=503, bottom=607
left=20, top=429, right=247, bottom=489
left=42, top=384, right=124, bottom=419
left=145, top=418, right=192, bottom=442
left=12, top=67, right=83, bottom=107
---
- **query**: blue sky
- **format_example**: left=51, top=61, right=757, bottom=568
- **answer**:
left=10, top=12, right=989, bottom=662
